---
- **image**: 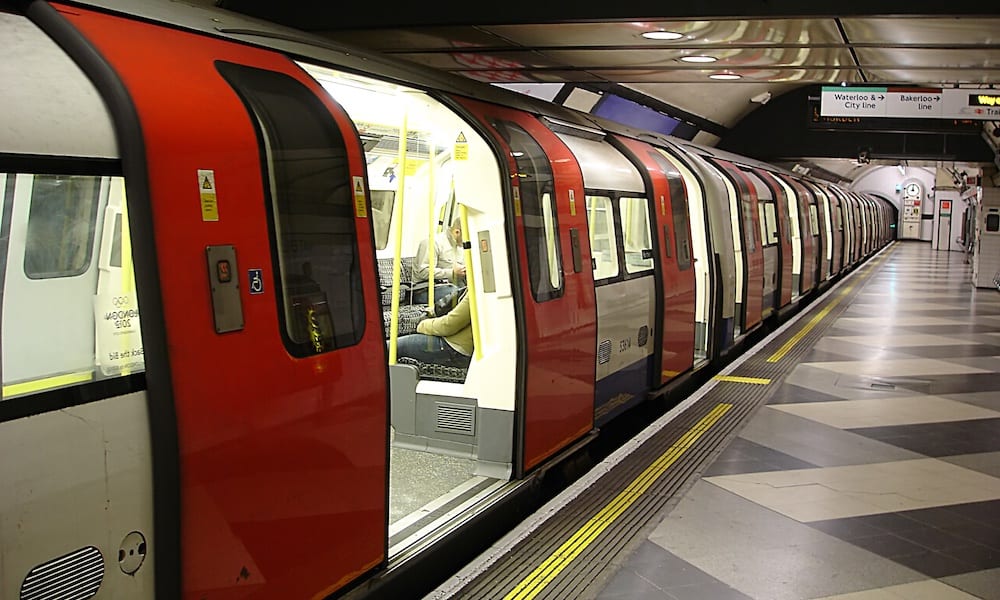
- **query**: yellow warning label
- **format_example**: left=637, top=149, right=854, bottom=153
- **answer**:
left=353, top=176, right=367, bottom=218
left=569, top=189, right=577, bottom=216
left=454, top=132, right=469, bottom=161
left=198, top=169, right=218, bottom=222
left=513, top=185, right=522, bottom=217
left=660, top=195, right=667, bottom=216
left=404, top=158, right=424, bottom=176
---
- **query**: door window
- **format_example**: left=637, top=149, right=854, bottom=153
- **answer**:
left=218, top=62, right=365, bottom=356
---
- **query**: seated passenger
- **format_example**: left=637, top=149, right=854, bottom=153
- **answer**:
left=396, top=289, right=472, bottom=369
left=411, top=218, right=466, bottom=305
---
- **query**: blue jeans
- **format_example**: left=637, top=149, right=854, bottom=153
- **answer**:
left=411, top=283, right=459, bottom=307
left=396, top=333, right=471, bottom=368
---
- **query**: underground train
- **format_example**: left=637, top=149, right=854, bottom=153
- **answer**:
left=1, top=1, right=894, bottom=599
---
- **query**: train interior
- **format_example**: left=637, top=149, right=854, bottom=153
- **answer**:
left=300, top=62, right=519, bottom=553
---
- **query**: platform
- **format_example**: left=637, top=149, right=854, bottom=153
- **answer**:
left=426, top=241, right=1000, bottom=600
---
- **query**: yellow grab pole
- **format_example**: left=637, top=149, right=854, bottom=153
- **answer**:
left=458, top=204, right=482, bottom=360
left=426, top=142, right=437, bottom=309
left=388, top=111, right=409, bottom=365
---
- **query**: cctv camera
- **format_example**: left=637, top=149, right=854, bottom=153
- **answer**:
left=750, top=92, right=772, bottom=105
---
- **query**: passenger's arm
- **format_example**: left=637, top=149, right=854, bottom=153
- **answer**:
left=416, top=295, right=470, bottom=337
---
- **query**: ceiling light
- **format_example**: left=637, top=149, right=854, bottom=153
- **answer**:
left=641, top=30, right=684, bottom=41
left=679, top=55, right=717, bottom=63
left=709, top=73, right=741, bottom=80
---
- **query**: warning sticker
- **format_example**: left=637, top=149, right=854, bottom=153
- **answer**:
left=513, top=185, right=522, bottom=217
left=569, top=189, right=577, bottom=216
left=454, top=132, right=469, bottom=161
left=353, top=176, right=368, bottom=218
left=198, top=169, right=219, bottom=221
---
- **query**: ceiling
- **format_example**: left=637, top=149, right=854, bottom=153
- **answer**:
left=213, top=1, right=1000, bottom=178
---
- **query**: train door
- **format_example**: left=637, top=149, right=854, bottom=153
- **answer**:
left=805, top=181, right=834, bottom=281
left=754, top=169, right=793, bottom=309
left=742, top=169, right=780, bottom=318
left=848, top=193, right=864, bottom=263
left=713, top=160, right=764, bottom=333
left=772, top=175, right=804, bottom=300
left=779, top=175, right=817, bottom=295
left=654, top=148, right=717, bottom=364
left=552, top=128, right=655, bottom=425
left=826, top=186, right=845, bottom=275
left=842, top=193, right=857, bottom=266
left=60, top=8, right=389, bottom=598
left=804, top=184, right=823, bottom=286
left=614, top=136, right=696, bottom=385
left=301, top=69, right=526, bottom=554
left=453, top=100, right=597, bottom=473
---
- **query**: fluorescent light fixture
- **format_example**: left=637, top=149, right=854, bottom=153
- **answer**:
left=679, top=55, right=717, bottom=63
left=709, top=73, right=741, bottom=80
left=641, top=30, right=684, bottom=41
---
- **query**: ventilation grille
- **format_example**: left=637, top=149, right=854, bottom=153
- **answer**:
left=598, top=340, right=612, bottom=364
left=436, top=402, right=475, bottom=435
left=21, top=546, right=104, bottom=600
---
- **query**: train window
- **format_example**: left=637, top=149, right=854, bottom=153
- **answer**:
left=586, top=195, right=619, bottom=280
left=370, top=190, right=395, bottom=250
left=809, top=203, right=820, bottom=236
left=987, top=213, right=1000, bottom=232
left=218, top=62, right=364, bottom=356
left=648, top=151, right=692, bottom=272
left=491, top=119, right=563, bottom=301
left=619, top=197, right=653, bottom=273
left=763, top=202, right=779, bottom=245
left=757, top=203, right=768, bottom=247
left=23, top=175, right=100, bottom=279
left=4, top=173, right=144, bottom=399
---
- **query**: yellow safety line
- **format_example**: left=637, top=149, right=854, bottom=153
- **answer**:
left=3, top=370, right=94, bottom=398
left=767, top=243, right=895, bottom=363
left=766, top=285, right=851, bottom=363
left=504, top=403, right=733, bottom=600
left=713, top=375, right=771, bottom=385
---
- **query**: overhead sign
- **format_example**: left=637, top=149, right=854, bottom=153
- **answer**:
left=821, top=87, right=1000, bottom=120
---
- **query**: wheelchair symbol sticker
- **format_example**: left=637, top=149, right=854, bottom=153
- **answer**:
left=248, top=269, right=264, bottom=295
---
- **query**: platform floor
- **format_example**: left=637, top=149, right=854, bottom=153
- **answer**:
left=429, top=241, right=1000, bottom=600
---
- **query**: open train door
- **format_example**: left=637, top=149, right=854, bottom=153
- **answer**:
left=451, top=98, right=598, bottom=473
left=613, top=136, right=696, bottom=386
left=55, top=6, right=389, bottom=598
left=713, top=160, right=765, bottom=333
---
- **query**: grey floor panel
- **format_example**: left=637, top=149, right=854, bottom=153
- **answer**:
left=738, top=407, right=924, bottom=466
left=646, top=481, right=925, bottom=600
left=389, top=444, right=476, bottom=523
left=942, top=567, right=1000, bottom=600
left=945, top=391, right=1000, bottom=411
left=444, top=243, right=996, bottom=600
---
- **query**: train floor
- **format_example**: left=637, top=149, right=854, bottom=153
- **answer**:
left=424, top=240, right=1000, bottom=600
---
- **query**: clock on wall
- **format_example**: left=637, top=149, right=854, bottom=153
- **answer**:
left=904, top=182, right=921, bottom=197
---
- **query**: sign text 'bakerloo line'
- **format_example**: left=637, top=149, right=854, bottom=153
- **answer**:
left=820, top=86, right=1000, bottom=119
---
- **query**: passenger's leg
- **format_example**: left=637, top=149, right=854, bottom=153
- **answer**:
left=395, top=333, right=451, bottom=364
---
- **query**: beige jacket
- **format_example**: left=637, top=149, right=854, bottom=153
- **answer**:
left=416, top=293, right=473, bottom=356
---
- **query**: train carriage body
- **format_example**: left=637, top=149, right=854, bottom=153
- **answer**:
left=0, top=2, right=894, bottom=599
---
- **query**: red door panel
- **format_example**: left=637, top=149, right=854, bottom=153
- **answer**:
left=451, top=97, right=597, bottom=473
left=716, top=161, right=764, bottom=331
left=754, top=170, right=793, bottom=308
left=777, top=174, right=816, bottom=294
left=614, top=136, right=695, bottom=384
left=62, top=7, right=388, bottom=598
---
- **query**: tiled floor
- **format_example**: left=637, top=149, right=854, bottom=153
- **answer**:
left=597, top=243, right=1000, bottom=600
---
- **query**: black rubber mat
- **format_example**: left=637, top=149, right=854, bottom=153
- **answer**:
left=443, top=245, right=896, bottom=600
